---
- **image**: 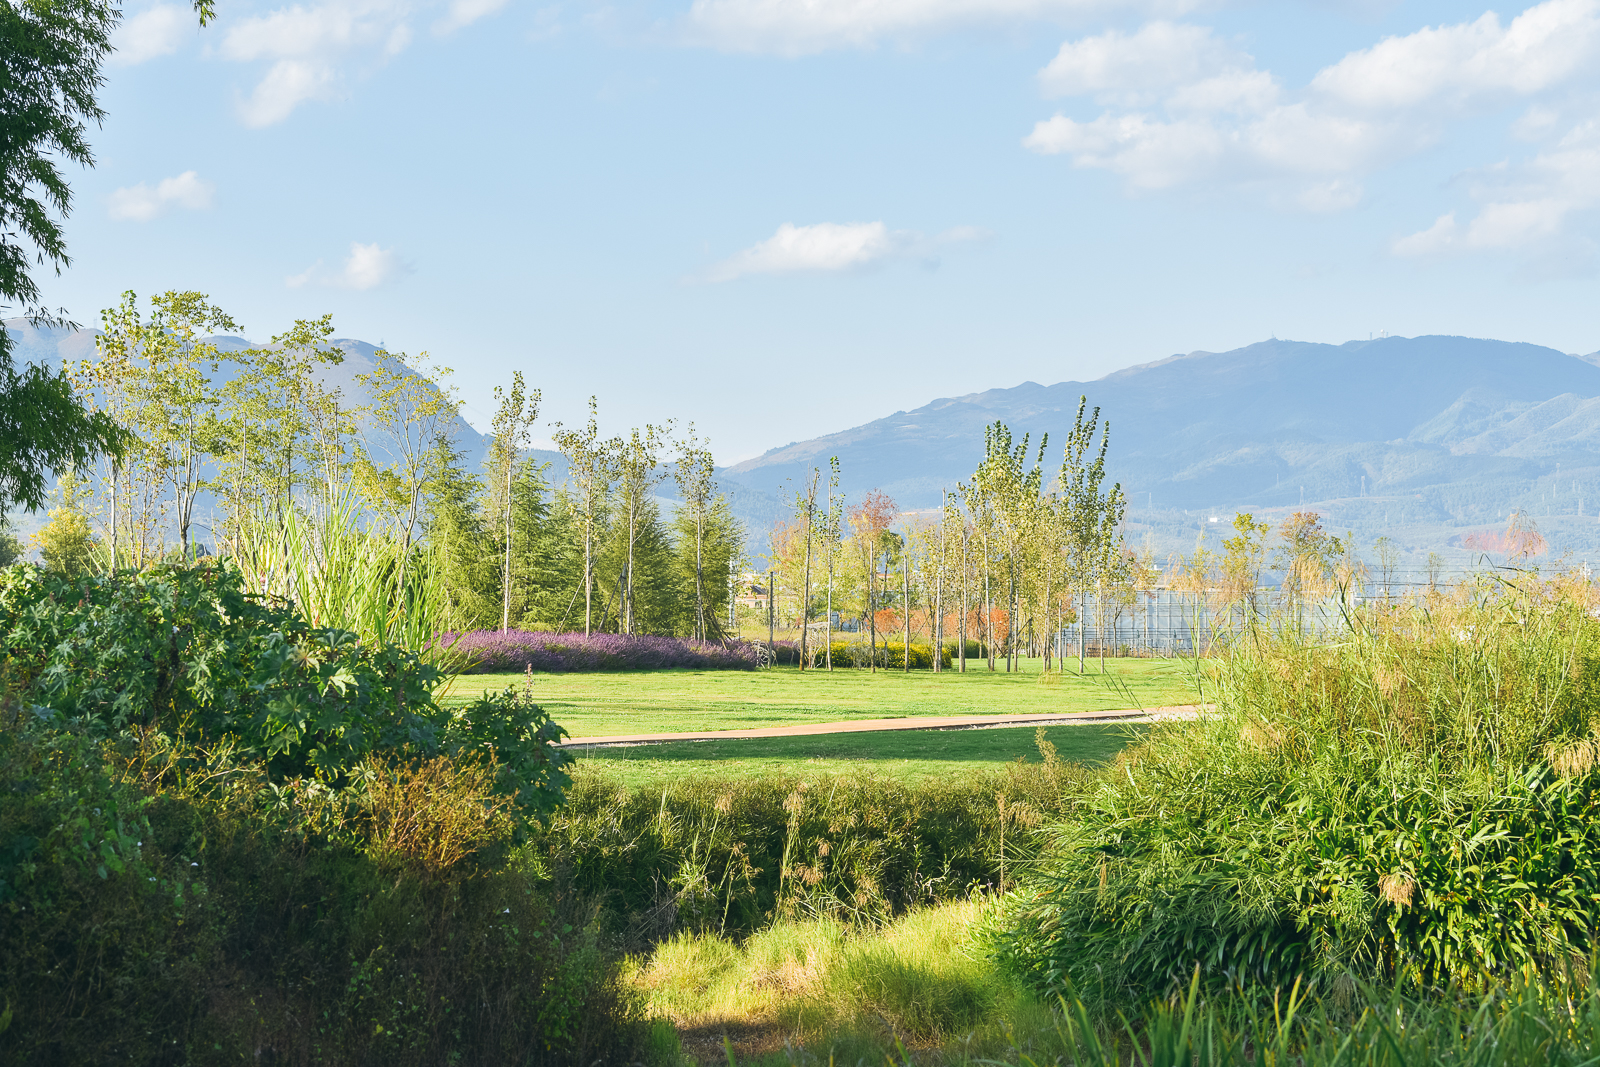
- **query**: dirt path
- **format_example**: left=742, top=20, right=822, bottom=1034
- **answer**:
left=557, top=704, right=1202, bottom=749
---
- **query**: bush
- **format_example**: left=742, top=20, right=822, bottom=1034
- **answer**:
left=0, top=712, right=648, bottom=1066
left=991, top=573, right=1600, bottom=1008
left=450, top=628, right=761, bottom=673
left=0, top=562, right=571, bottom=821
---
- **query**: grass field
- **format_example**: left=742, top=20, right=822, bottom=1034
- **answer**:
left=441, top=657, right=1198, bottom=738
left=570, top=721, right=1140, bottom=788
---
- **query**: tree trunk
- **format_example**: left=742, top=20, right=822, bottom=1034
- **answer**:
left=902, top=555, right=910, bottom=672
left=800, top=517, right=813, bottom=671
left=503, top=461, right=514, bottom=633
left=868, top=555, right=877, bottom=674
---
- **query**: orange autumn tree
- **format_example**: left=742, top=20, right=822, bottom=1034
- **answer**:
left=846, top=490, right=898, bottom=673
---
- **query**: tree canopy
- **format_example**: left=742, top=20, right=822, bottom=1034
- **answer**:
left=0, top=0, right=213, bottom=511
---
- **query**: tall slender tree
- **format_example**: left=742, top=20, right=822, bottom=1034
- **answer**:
left=615, top=422, right=672, bottom=635
left=673, top=426, right=717, bottom=640
left=550, top=397, right=618, bottom=636
left=489, top=371, right=540, bottom=632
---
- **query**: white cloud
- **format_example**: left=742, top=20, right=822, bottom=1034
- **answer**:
left=712, top=222, right=903, bottom=279
left=285, top=260, right=323, bottom=288
left=1394, top=120, right=1600, bottom=257
left=290, top=243, right=414, bottom=289
left=433, top=0, right=507, bottom=35
left=107, top=171, right=215, bottom=221
left=340, top=242, right=412, bottom=288
left=708, top=222, right=980, bottom=281
left=1025, top=1, right=1600, bottom=213
left=685, top=0, right=1200, bottom=56
left=110, top=3, right=191, bottom=65
left=219, top=0, right=412, bottom=125
left=237, top=59, right=337, bottom=127
left=1038, top=21, right=1239, bottom=103
left=1311, top=0, right=1600, bottom=111
left=1298, top=179, right=1363, bottom=213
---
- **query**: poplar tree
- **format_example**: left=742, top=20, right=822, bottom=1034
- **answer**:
left=127, top=291, right=238, bottom=560
left=551, top=398, right=618, bottom=635
left=489, top=371, right=540, bottom=632
left=351, top=352, right=459, bottom=598
left=673, top=427, right=716, bottom=640
left=614, top=422, right=672, bottom=635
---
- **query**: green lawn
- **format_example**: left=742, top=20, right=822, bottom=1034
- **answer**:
left=569, top=721, right=1142, bottom=788
left=440, top=657, right=1199, bottom=738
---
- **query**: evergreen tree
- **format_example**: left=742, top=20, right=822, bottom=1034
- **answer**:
left=534, top=492, right=590, bottom=632
left=596, top=494, right=677, bottom=635
left=423, top=436, right=497, bottom=630
left=500, top=458, right=563, bottom=630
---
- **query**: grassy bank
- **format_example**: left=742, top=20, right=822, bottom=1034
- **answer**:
left=535, top=738, right=1103, bottom=946
left=628, top=898, right=1059, bottom=1065
left=571, top=723, right=1139, bottom=788
left=636, top=899, right=1600, bottom=1066
left=443, top=659, right=1197, bottom=738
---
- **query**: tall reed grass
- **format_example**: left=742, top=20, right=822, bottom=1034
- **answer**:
left=227, top=484, right=457, bottom=665
left=992, top=570, right=1600, bottom=1009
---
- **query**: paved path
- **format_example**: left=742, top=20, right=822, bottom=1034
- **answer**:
left=558, top=705, right=1202, bottom=749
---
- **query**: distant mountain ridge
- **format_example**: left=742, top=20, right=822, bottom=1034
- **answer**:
left=722, top=336, right=1600, bottom=521
left=14, top=318, right=1600, bottom=558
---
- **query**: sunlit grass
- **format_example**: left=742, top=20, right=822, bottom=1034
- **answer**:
left=573, top=722, right=1140, bottom=788
left=440, top=657, right=1199, bottom=738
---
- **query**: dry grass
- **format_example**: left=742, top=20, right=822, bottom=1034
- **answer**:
left=363, top=755, right=515, bottom=872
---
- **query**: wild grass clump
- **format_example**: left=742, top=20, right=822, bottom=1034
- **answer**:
left=992, top=571, right=1600, bottom=1010
left=627, top=899, right=1058, bottom=1064
left=451, top=629, right=762, bottom=672
left=540, top=741, right=1104, bottom=945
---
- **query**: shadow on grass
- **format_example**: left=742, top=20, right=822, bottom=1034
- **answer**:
left=578, top=723, right=1142, bottom=768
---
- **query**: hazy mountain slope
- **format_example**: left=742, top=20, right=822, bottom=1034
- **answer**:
left=723, top=336, right=1600, bottom=513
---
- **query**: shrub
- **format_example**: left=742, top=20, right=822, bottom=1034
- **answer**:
left=992, top=573, right=1600, bottom=1008
left=0, top=712, right=649, bottom=1066
left=0, top=562, right=571, bottom=821
left=821, top=641, right=950, bottom=669
left=449, top=629, right=761, bottom=673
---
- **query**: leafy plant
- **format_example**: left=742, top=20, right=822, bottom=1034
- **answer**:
left=991, top=572, right=1600, bottom=1009
left=0, top=561, right=570, bottom=819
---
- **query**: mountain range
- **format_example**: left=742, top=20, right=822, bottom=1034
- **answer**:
left=12, top=319, right=1600, bottom=566
left=721, top=335, right=1600, bottom=566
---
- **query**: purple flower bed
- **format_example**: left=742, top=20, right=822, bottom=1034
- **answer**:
left=444, top=630, right=763, bottom=673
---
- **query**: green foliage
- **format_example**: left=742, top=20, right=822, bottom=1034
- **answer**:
left=426, top=434, right=501, bottom=629
left=672, top=492, right=741, bottom=640
left=596, top=494, right=679, bottom=634
left=992, top=573, right=1600, bottom=1009
left=821, top=641, right=951, bottom=669
left=0, top=0, right=208, bottom=510
left=32, top=464, right=95, bottom=576
left=0, top=711, right=647, bottom=1065
left=539, top=754, right=1100, bottom=945
left=0, top=561, right=571, bottom=819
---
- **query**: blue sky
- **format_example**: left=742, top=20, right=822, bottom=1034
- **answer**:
left=39, top=0, right=1600, bottom=461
